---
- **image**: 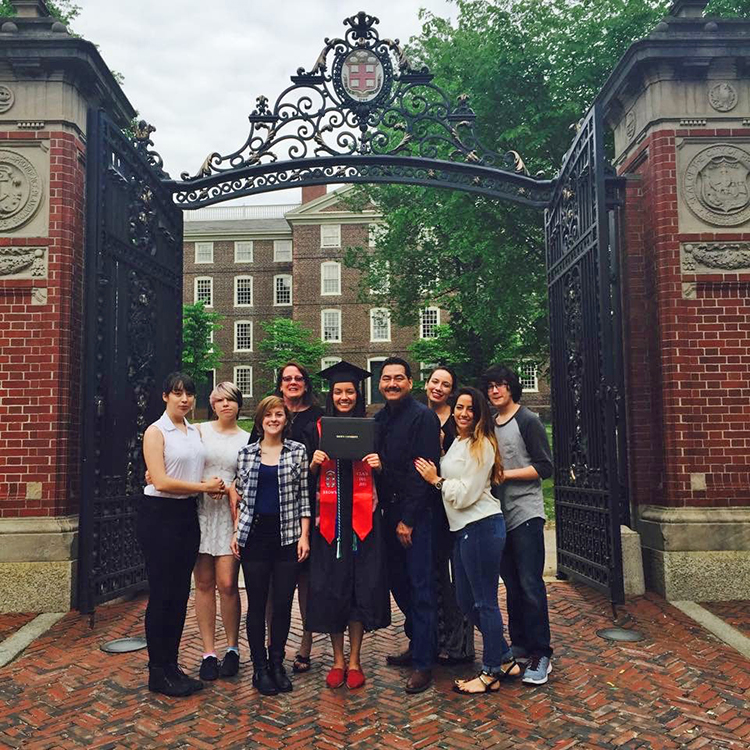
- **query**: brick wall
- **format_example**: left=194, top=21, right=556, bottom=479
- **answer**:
left=620, top=127, right=750, bottom=509
left=0, top=131, right=85, bottom=518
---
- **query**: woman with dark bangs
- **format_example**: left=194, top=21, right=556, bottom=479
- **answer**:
left=139, top=372, right=225, bottom=697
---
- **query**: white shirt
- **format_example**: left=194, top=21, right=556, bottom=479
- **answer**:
left=439, top=436, right=502, bottom=532
left=144, top=411, right=205, bottom=499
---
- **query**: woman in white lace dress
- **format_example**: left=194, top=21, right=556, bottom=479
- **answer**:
left=193, top=382, right=249, bottom=681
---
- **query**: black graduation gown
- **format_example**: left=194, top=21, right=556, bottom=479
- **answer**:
left=304, top=423, right=391, bottom=634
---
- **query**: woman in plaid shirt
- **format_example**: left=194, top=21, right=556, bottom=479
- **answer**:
left=230, top=395, right=311, bottom=695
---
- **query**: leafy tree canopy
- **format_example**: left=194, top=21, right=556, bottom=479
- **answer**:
left=257, top=318, right=328, bottom=394
left=0, top=0, right=80, bottom=23
left=346, top=0, right=747, bottom=383
left=182, top=302, right=223, bottom=386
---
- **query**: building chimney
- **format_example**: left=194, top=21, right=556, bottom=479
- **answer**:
left=301, top=185, right=327, bottom=204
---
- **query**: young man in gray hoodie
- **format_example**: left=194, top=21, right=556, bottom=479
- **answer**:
left=483, top=364, right=554, bottom=685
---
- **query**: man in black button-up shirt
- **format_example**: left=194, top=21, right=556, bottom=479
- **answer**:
left=375, top=357, right=441, bottom=693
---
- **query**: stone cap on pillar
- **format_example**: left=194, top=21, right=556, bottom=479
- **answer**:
left=668, top=0, right=709, bottom=18
left=12, top=0, right=53, bottom=18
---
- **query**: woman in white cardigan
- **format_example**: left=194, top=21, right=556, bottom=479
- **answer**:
left=415, top=386, right=521, bottom=694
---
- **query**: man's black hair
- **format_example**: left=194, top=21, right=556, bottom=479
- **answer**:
left=162, top=371, right=197, bottom=396
left=380, top=356, right=412, bottom=379
left=481, top=364, right=522, bottom=403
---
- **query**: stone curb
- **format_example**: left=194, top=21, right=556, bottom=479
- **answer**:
left=0, top=613, right=66, bottom=668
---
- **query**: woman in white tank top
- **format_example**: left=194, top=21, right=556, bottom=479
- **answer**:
left=193, top=382, right=248, bottom=682
left=139, top=372, right=224, bottom=699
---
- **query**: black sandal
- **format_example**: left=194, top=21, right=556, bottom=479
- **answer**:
left=497, top=658, right=522, bottom=679
left=452, top=671, right=501, bottom=695
left=292, top=654, right=311, bottom=673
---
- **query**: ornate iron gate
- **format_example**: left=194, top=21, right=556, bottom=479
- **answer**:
left=78, top=110, right=184, bottom=613
left=545, top=103, right=628, bottom=605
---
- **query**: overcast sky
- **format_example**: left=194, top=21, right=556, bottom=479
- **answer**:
left=74, top=0, right=455, bottom=204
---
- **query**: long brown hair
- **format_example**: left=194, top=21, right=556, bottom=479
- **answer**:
left=454, top=386, right=504, bottom=485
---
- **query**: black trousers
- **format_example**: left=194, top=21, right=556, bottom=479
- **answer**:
left=137, top=495, right=200, bottom=668
left=240, top=514, right=298, bottom=666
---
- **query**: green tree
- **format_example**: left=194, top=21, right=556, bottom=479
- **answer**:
left=257, top=318, right=328, bottom=394
left=0, top=0, right=80, bottom=23
left=182, top=301, right=223, bottom=385
left=346, top=0, right=749, bottom=383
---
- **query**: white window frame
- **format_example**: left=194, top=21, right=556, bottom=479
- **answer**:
left=367, top=357, right=387, bottom=405
left=518, top=363, right=540, bottom=393
left=274, top=274, right=293, bottom=306
left=194, top=241, right=214, bottom=264
left=368, top=223, right=381, bottom=248
left=420, top=306, right=440, bottom=339
left=194, top=276, right=213, bottom=307
left=320, top=224, right=341, bottom=248
left=320, top=356, right=342, bottom=392
left=234, top=275, right=254, bottom=307
left=320, top=261, right=342, bottom=296
left=234, top=240, right=253, bottom=263
left=369, top=307, right=391, bottom=342
left=233, top=366, right=253, bottom=398
left=321, top=308, right=342, bottom=343
left=234, top=320, right=253, bottom=352
left=273, top=239, right=293, bottom=262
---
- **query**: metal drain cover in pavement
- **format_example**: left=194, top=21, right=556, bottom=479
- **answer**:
left=596, top=627, right=645, bottom=642
left=100, top=637, right=147, bottom=653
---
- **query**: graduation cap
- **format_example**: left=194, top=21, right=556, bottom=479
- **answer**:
left=318, top=360, right=372, bottom=386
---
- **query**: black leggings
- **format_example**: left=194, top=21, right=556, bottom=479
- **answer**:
left=240, top=514, right=298, bottom=664
left=136, top=495, right=200, bottom=668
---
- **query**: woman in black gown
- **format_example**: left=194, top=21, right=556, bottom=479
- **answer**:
left=305, top=361, right=390, bottom=690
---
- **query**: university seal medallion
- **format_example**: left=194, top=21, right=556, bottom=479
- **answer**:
left=683, top=145, right=750, bottom=227
left=0, top=149, right=43, bottom=232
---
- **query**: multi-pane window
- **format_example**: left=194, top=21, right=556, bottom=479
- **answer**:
left=518, top=363, right=539, bottom=392
left=320, top=224, right=341, bottom=248
left=194, top=242, right=213, bottom=264
left=234, top=321, right=253, bottom=352
left=321, top=309, right=342, bottom=342
left=370, top=308, right=391, bottom=342
left=234, top=366, right=253, bottom=397
left=274, top=274, right=292, bottom=306
left=321, top=262, right=341, bottom=296
left=369, top=259, right=391, bottom=295
left=274, top=240, right=292, bottom=262
left=234, top=276, right=253, bottom=307
left=234, top=241, right=253, bottom=263
left=194, top=277, right=213, bottom=306
left=420, top=307, right=440, bottom=339
left=320, top=356, right=342, bottom=392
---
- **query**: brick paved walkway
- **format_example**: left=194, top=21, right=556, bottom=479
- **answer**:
left=703, top=601, right=750, bottom=640
left=0, top=614, right=36, bottom=644
left=1, top=583, right=749, bottom=749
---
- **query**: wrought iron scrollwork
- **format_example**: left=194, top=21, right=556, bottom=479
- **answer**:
left=169, top=11, right=550, bottom=208
left=132, top=120, right=169, bottom=179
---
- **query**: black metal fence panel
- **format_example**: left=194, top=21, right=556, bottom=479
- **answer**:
left=545, top=104, right=627, bottom=605
left=78, top=110, right=183, bottom=613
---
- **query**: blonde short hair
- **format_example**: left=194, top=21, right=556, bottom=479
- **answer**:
left=209, top=381, right=242, bottom=411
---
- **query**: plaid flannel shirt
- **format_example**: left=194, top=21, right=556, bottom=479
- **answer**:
left=235, top=439, right=311, bottom=548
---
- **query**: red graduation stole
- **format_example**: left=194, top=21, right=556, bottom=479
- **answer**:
left=317, top=419, right=373, bottom=545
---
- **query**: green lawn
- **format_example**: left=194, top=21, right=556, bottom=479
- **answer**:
left=237, top=418, right=254, bottom=433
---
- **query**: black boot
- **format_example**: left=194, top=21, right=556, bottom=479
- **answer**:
left=269, top=648, right=293, bottom=693
left=148, top=664, right=193, bottom=697
left=252, top=650, right=279, bottom=696
left=165, top=663, right=204, bottom=694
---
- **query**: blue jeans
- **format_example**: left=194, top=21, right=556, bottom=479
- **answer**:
left=500, top=517, right=553, bottom=657
left=386, top=505, right=436, bottom=671
left=452, top=513, right=510, bottom=673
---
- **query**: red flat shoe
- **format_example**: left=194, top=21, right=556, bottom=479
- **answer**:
left=325, top=667, right=346, bottom=689
left=346, top=668, right=366, bottom=690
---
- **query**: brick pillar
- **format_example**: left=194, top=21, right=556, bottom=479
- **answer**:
left=602, top=4, right=750, bottom=599
left=0, top=7, right=135, bottom=611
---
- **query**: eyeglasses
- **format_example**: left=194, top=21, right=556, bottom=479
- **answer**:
left=487, top=382, right=509, bottom=392
left=380, top=375, right=408, bottom=384
left=281, top=376, right=305, bottom=383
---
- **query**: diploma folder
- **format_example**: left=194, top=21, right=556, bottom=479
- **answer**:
left=319, top=417, right=375, bottom=460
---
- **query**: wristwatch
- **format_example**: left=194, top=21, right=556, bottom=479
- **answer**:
left=434, top=478, right=444, bottom=490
